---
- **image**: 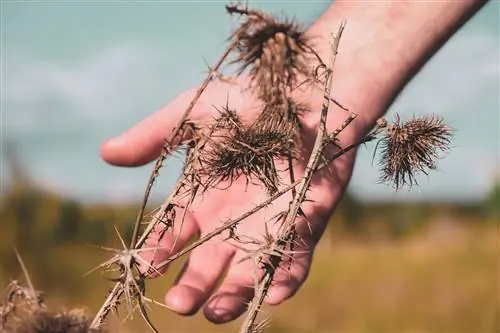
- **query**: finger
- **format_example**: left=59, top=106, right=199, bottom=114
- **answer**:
left=100, top=89, right=204, bottom=167
left=263, top=209, right=329, bottom=306
left=203, top=217, right=319, bottom=323
left=203, top=253, right=262, bottom=324
left=264, top=243, right=313, bottom=306
left=164, top=240, right=234, bottom=316
left=139, top=209, right=199, bottom=277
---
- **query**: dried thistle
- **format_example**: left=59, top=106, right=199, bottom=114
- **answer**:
left=3, top=309, right=101, bottom=333
left=247, top=317, right=271, bottom=333
left=226, top=3, right=320, bottom=103
left=82, top=3, right=455, bottom=333
left=253, top=98, right=309, bottom=147
left=1, top=250, right=45, bottom=329
left=201, top=108, right=296, bottom=194
left=376, top=113, right=453, bottom=190
left=238, top=22, right=347, bottom=333
left=88, top=25, right=244, bottom=326
left=1, top=281, right=42, bottom=329
left=87, top=227, right=167, bottom=333
left=1, top=250, right=101, bottom=333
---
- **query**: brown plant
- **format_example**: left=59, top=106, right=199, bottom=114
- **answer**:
left=375, top=113, right=453, bottom=190
left=3, top=309, right=99, bottom=333
left=73, top=3, right=454, bottom=333
left=226, top=3, right=321, bottom=103
left=0, top=251, right=101, bottom=333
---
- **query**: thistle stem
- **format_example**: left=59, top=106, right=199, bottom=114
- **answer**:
left=239, top=21, right=346, bottom=333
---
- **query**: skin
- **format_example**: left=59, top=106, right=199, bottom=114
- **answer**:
left=100, top=0, right=487, bottom=324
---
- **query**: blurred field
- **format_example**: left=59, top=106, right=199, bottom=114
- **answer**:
left=0, top=177, right=498, bottom=333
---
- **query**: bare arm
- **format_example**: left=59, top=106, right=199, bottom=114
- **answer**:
left=307, top=0, right=487, bottom=136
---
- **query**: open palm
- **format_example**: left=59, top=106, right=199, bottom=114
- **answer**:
left=100, top=78, right=357, bottom=324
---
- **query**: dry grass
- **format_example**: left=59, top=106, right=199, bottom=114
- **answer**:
left=136, top=223, right=499, bottom=333
left=5, top=221, right=490, bottom=333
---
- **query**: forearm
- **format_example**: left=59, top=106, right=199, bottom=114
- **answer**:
left=307, top=0, right=487, bottom=137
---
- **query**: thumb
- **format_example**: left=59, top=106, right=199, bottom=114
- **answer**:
left=100, top=89, right=205, bottom=167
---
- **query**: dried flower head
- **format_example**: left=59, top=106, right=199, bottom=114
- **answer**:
left=376, top=113, right=453, bottom=190
left=253, top=98, right=309, bottom=148
left=201, top=107, right=295, bottom=194
left=213, top=106, right=243, bottom=131
left=1, top=280, right=45, bottom=326
left=226, top=4, right=319, bottom=103
left=2, top=309, right=101, bottom=333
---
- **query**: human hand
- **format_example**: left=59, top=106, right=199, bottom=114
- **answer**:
left=100, top=75, right=359, bottom=323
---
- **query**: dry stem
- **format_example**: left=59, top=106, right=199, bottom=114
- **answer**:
left=89, top=30, right=243, bottom=331
left=239, top=22, right=346, bottom=333
left=85, top=4, right=452, bottom=333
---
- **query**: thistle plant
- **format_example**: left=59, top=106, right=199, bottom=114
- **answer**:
left=0, top=250, right=100, bottom=333
left=58, top=3, right=451, bottom=333
left=374, top=114, right=453, bottom=190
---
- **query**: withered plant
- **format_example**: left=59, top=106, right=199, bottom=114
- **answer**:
left=61, top=3, right=451, bottom=333
left=0, top=250, right=100, bottom=333
left=374, top=114, right=453, bottom=190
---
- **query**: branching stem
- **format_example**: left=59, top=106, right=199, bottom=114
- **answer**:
left=239, top=21, right=346, bottom=333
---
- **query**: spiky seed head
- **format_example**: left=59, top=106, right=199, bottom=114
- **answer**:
left=253, top=98, right=309, bottom=150
left=376, top=113, right=453, bottom=190
left=212, top=105, right=243, bottom=133
left=227, top=4, right=318, bottom=103
left=200, top=105, right=298, bottom=194
left=203, top=127, right=293, bottom=194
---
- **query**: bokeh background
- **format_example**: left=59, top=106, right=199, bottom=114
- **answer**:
left=1, top=1, right=498, bottom=332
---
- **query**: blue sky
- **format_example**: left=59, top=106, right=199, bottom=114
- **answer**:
left=1, top=1, right=499, bottom=203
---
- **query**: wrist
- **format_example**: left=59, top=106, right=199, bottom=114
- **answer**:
left=304, top=0, right=485, bottom=140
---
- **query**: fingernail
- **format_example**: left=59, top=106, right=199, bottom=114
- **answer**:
left=165, top=286, right=203, bottom=316
left=265, top=286, right=286, bottom=305
left=206, top=307, right=234, bottom=324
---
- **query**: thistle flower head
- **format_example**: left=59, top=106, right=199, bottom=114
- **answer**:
left=253, top=98, right=309, bottom=147
left=376, top=114, right=453, bottom=190
left=201, top=107, right=295, bottom=194
left=226, top=4, right=318, bottom=103
left=212, top=105, right=243, bottom=132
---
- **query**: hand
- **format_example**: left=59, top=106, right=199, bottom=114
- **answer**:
left=100, top=0, right=483, bottom=325
left=100, top=76, right=358, bottom=324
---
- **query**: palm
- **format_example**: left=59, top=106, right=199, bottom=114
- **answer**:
left=100, top=79, right=356, bottom=323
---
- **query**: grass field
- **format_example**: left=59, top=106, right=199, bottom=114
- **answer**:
left=1, top=181, right=497, bottom=332
left=8, top=220, right=494, bottom=333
